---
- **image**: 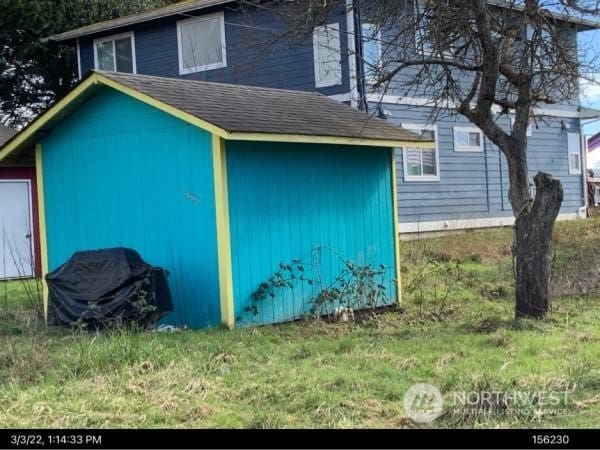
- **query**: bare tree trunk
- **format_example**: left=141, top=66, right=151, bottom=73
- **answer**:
left=513, top=172, right=563, bottom=318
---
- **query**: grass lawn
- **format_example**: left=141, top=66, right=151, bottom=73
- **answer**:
left=1, top=219, right=600, bottom=428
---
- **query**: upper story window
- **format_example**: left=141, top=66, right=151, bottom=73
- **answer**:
left=313, top=23, right=342, bottom=88
left=414, top=0, right=457, bottom=58
left=413, top=1, right=433, bottom=56
left=454, top=126, right=483, bottom=152
left=94, top=32, right=136, bottom=73
left=526, top=24, right=555, bottom=70
left=361, top=23, right=382, bottom=82
left=510, top=117, right=533, bottom=137
left=567, top=132, right=582, bottom=174
left=177, top=12, right=227, bottom=75
left=401, top=124, right=440, bottom=182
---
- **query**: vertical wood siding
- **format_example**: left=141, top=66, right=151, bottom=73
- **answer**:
left=226, top=142, right=397, bottom=326
left=40, top=88, right=221, bottom=328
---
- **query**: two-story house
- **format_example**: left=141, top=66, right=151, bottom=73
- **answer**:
left=46, top=0, right=600, bottom=235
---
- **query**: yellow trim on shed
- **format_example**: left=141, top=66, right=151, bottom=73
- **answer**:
left=97, top=75, right=229, bottom=139
left=226, top=132, right=435, bottom=149
left=0, top=78, right=101, bottom=163
left=390, top=148, right=402, bottom=305
left=212, top=135, right=235, bottom=328
left=35, top=144, right=50, bottom=321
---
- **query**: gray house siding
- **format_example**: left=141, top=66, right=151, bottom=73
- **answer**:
left=78, top=4, right=350, bottom=96
left=380, top=104, right=584, bottom=226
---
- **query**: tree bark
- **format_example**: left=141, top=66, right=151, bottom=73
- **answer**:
left=513, top=172, right=563, bottom=318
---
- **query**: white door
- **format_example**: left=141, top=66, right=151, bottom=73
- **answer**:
left=0, top=180, right=34, bottom=279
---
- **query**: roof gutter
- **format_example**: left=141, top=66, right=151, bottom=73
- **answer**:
left=580, top=107, right=600, bottom=120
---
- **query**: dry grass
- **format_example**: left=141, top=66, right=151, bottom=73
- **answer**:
left=1, top=219, right=600, bottom=428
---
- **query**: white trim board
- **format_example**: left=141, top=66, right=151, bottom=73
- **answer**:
left=345, top=0, right=358, bottom=108
left=366, top=94, right=586, bottom=119
left=76, top=37, right=82, bottom=79
left=399, top=212, right=583, bottom=234
left=328, top=93, right=352, bottom=102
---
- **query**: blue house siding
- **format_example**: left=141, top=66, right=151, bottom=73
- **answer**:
left=41, top=88, right=221, bottom=328
left=226, top=142, right=397, bottom=326
left=69, top=0, right=588, bottom=236
left=381, top=104, right=584, bottom=225
left=378, top=2, right=581, bottom=109
left=78, top=4, right=350, bottom=96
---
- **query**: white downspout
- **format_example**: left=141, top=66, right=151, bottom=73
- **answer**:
left=580, top=129, right=588, bottom=214
left=76, top=37, right=82, bottom=80
left=346, top=0, right=359, bottom=109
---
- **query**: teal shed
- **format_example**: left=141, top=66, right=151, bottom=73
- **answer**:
left=0, top=71, right=433, bottom=328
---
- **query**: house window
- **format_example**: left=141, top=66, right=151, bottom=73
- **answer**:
left=361, top=23, right=382, bottom=82
left=454, top=126, right=483, bottom=152
left=93, top=32, right=136, bottom=73
left=402, top=124, right=440, bottom=181
left=510, top=117, right=533, bottom=137
left=568, top=132, right=582, bottom=174
left=177, top=12, right=227, bottom=75
left=414, top=0, right=433, bottom=56
left=526, top=25, right=554, bottom=57
left=414, top=0, right=457, bottom=57
left=313, top=23, right=342, bottom=88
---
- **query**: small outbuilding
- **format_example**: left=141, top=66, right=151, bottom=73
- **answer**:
left=0, top=71, right=432, bottom=328
left=0, top=125, right=41, bottom=280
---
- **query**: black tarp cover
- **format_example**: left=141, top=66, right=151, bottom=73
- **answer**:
left=46, top=247, right=173, bottom=328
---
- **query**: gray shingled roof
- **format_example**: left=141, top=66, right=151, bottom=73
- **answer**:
left=48, top=0, right=233, bottom=42
left=0, top=125, right=16, bottom=146
left=98, top=71, right=429, bottom=143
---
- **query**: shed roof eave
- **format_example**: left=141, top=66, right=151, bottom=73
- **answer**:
left=225, top=132, right=436, bottom=149
left=0, top=72, right=433, bottom=163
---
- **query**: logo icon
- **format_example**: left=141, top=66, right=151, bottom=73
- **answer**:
left=403, top=383, right=443, bottom=423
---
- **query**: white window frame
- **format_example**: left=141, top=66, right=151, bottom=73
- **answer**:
left=567, top=132, right=582, bottom=175
left=313, top=23, right=342, bottom=88
left=93, top=31, right=137, bottom=73
left=453, top=126, right=484, bottom=152
left=401, top=123, right=440, bottom=182
left=177, top=12, right=227, bottom=75
left=361, top=22, right=382, bottom=84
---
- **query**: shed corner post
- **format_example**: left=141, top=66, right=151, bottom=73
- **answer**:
left=35, top=143, right=50, bottom=322
left=212, top=134, right=235, bottom=329
left=390, top=147, right=402, bottom=305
